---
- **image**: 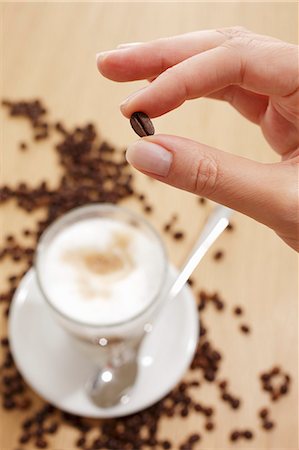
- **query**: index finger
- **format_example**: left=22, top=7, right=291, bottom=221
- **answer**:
left=96, top=30, right=226, bottom=82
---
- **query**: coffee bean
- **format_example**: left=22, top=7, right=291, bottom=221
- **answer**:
left=144, top=205, right=152, bottom=214
left=47, top=422, right=58, bottom=433
left=263, top=421, right=275, bottom=430
left=36, top=438, right=48, bottom=448
left=230, top=431, right=240, bottom=441
left=19, top=142, right=27, bottom=151
left=213, top=250, right=224, bottom=261
left=173, top=231, right=184, bottom=240
left=233, top=306, right=243, bottom=316
left=280, top=384, right=288, bottom=394
left=231, top=399, right=241, bottom=409
left=218, top=380, right=227, bottom=390
left=243, top=430, right=253, bottom=439
left=1, top=337, right=9, bottom=347
left=19, top=433, right=31, bottom=444
left=161, top=440, right=172, bottom=449
left=130, top=112, right=155, bottom=137
left=259, top=408, right=269, bottom=418
left=205, top=422, right=214, bottom=431
left=188, top=433, right=201, bottom=443
left=240, top=324, right=250, bottom=334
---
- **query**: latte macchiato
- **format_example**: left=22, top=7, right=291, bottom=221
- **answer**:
left=38, top=217, right=165, bottom=326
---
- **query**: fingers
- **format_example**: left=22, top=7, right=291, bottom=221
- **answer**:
left=96, top=30, right=226, bottom=82
left=121, top=40, right=298, bottom=118
left=126, top=134, right=297, bottom=238
left=120, top=46, right=242, bottom=118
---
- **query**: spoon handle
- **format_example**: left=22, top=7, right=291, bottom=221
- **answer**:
left=169, top=205, right=232, bottom=300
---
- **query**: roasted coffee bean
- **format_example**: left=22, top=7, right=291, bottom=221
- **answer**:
left=188, top=433, right=201, bottom=443
left=47, top=422, right=58, bottom=434
left=244, top=430, right=253, bottom=439
left=263, top=421, right=275, bottom=430
left=144, top=205, right=152, bottom=214
left=213, top=250, right=224, bottom=260
left=19, top=142, right=27, bottom=151
left=1, top=337, right=9, bottom=347
left=19, top=433, right=31, bottom=444
left=230, top=431, right=240, bottom=441
left=233, top=306, right=243, bottom=316
left=231, top=399, right=241, bottom=409
left=259, top=408, right=269, bottom=418
left=35, top=438, right=48, bottom=448
left=205, top=421, right=214, bottom=431
left=130, top=112, right=155, bottom=137
left=240, top=324, right=250, bottom=334
left=173, top=231, right=184, bottom=240
left=180, top=407, right=189, bottom=417
left=3, top=398, right=16, bottom=409
left=161, top=441, right=172, bottom=449
left=218, top=380, right=227, bottom=390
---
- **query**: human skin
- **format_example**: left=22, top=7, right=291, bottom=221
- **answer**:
left=97, top=27, right=299, bottom=251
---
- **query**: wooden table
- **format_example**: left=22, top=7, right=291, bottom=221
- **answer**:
left=0, top=2, right=298, bottom=449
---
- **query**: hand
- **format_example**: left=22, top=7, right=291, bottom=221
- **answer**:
left=97, top=27, right=299, bottom=251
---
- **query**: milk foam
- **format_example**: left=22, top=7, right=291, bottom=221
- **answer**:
left=39, top=218, right=165, bottom=325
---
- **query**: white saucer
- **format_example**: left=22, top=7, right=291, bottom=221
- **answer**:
left=8, top=267, right=198, bottom=418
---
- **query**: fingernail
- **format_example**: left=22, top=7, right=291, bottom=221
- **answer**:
left=126, top=140, right=172, bottom=177
left=117, top=42, right=143, bottom=49
left=96, top=50, right=118, bottom=64
left=120, top=86, right=148, bottom=113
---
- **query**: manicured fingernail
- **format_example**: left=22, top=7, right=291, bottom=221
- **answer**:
left=126, top=140, right=172, bottom=177
left=117, top=42, right=143, bottom=49
left=96, top=50, right=118, bottom=65
left=120, top=87, right=148, bottom=114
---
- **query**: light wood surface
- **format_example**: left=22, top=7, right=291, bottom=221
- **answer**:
left=0, top=2, right=298, bottom=449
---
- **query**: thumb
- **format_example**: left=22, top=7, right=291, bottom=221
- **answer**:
left=126, top=134, right=293, bottom=233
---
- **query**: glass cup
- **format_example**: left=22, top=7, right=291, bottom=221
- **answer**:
left=35, top=203, right=168, bottom=406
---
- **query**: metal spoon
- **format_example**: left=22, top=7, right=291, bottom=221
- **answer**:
left=88, top=205, right=232, bottom=408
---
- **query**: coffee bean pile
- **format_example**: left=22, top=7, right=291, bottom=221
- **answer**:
left=218, top=379, right=241, bottom=410
left=258, top=407, right=275, bottom=431
left=1, top=99, right=134, bottom=241
left=260, top=366, right=291, bottom=402
left=2, top=99, right=49, bottom=141
left=19, top=404, right=59, bottom=448
left=0, top=337, right=32, bottom=412
left=0, top=98, right=293, bottom=449
left=190, top=330, right=222, bottom=382
left=178, top=433, right=201, bottom=450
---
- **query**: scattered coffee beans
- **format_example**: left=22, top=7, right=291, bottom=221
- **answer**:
left=218, top=379, right=241, bottom=410
left=229, top=429, right=254, bottom=442
left=258, top=407, right=275, bottom=431
left=0, top=98, right=292, bottom=449
left=130, top=112, right=155, bottom=137
left=260, top=366, right=291, bottom=402
left=197, top=290, right=225, bottom=312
